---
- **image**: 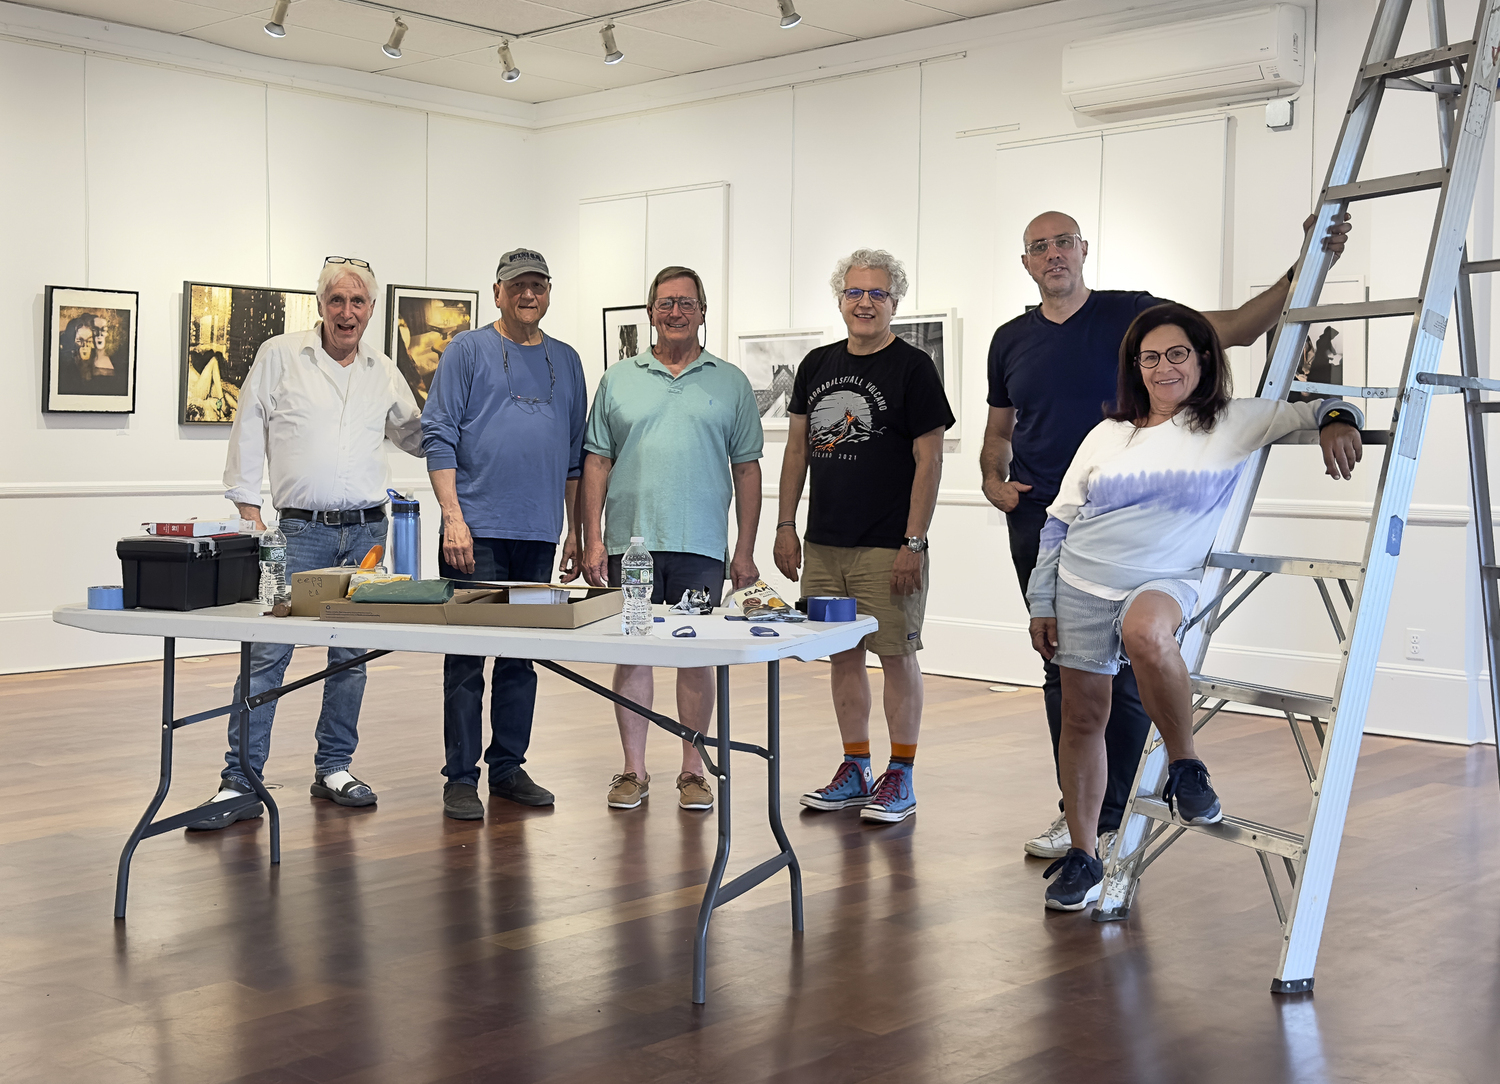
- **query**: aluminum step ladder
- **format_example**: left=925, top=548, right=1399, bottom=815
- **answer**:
left=1093, top=0, right=1500, bottom=994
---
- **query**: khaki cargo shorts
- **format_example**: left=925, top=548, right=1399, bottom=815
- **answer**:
left=802, top=541, right=928, bottom=657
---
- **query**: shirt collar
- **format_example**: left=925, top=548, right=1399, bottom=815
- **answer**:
left=632, top=348, right=719, bottom=378
left=303, top=322, right=373, bottom=368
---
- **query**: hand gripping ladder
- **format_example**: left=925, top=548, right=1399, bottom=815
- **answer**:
left=1092, top=0, right=1500, bottom=995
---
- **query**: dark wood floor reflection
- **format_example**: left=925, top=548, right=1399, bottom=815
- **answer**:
left=3, top=650, right=1498, bottom=1083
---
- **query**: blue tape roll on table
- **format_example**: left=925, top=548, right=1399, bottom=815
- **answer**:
left=807, top=596, right=857, bottom=622
left=88, top=586, right=125, bottom=610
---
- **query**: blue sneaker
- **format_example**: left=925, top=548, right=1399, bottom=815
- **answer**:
left=860, top=765, right=915, bottom=823
left=800, top=758, right=873, bottom=811
left=1043, top=847, right=1103, bottom=911
left=1162, top=758, right=1223, bottom=825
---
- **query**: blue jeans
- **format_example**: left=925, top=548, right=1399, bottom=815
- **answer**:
left=223, top=517, right=387, bottom=790
left=440, top=537, right=557, bottom=787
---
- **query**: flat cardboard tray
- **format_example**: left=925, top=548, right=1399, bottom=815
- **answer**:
left=318, top=585, right=622, bottom=629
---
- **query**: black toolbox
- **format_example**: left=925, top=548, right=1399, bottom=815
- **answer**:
left=117, top=535, right=261, bottom=610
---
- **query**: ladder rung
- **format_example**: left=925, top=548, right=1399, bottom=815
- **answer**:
left=1483, top=565, right=1500, bottom=578
left=1327, top=167, right=1447, bottom=203
left=1190, top=675, right=1332, bottom=720
left=1384, top=76, right=1462, bottom=94
left=1287, top=298, right=1420, bottom=323
left=1134, top=799, right=1306, bottom=860
left=1417, top=372, right=1500, bottom=392
left=1363, top=40, right=1473, bottom=81
left=1208, top=552, right=1364, bottom=580
left=1478, top=403, right=1500, bottom=413
left=1294, top=381, right=1403, bottom=399
left=1462, top=258, right=1500, bottom=276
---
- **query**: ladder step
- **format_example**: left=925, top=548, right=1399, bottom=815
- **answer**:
left=1462, top=258, right=1500, bottom=276
left=1191, top=675, right=1332, bottom=719
left=1135, top=799, right=1306, bottom=860
left=1417, top=372, right=1500, bottom=393
left=1287, top=298, right=1421, bottom=323
left=1363, top=40, right=1473, bottom=81
left=1208, top=552, right=1364, bottom=580
left=1326, top=167, right=1447, bottom=203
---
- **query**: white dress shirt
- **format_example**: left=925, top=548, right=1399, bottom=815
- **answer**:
left=224, top=325, right=424, bottom=512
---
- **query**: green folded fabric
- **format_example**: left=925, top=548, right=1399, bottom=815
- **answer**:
left=350, top=579, right=455, bottom=604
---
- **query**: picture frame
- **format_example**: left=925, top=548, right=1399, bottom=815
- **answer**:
left=603, top=305, right=651, bottom=370
left=1257, top=278, right=1367, bottom=405
left=735, top=328, right=824, bottom=431
left=43, top=286, right=139, bottom=414
left=180, top=281, right=319, bottom=425
left=385, top=285, right=479, bottom=410
left=891, top=308, right=962, bottom=437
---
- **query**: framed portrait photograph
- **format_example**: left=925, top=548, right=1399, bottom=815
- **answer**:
left=603, top=305, right=651, bottom=370
left=736, top=328, right=824, bottom=430
left=43, top=286, right=139, bottom=414
left=892, top=308, right=962, bottom=436
left=180, top=282, right=319, bottom=425
left=386, top=286, right=479, bottom=410
left=1258, top=278, right=1367, bottom=404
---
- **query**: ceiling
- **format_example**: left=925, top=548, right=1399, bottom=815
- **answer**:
left=20, top=0, right=1054, bottom=103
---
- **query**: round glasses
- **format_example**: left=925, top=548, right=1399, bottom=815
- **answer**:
left=1137, top=345, right=1195, bottom=369
left=652, top=296, right=701, bottom=315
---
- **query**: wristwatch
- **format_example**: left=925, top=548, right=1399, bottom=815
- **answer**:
left=905, top=536, right=929, bottom=553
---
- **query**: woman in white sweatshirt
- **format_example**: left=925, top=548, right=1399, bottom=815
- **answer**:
left=1025, top=302, right=1364, bottom=912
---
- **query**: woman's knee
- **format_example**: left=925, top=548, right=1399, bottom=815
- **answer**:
left=1060, top=670, right=1113, bottom=736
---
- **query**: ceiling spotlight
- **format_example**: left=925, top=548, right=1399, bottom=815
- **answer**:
left=381, top=17, right=407, bottom=59
left=777, top=0, right=801, bottom=29
left=264, top=0, right=289, bottom=37
left=498, top=41, right=520, bottom=82
left=601, top=23, right=624, bottom=65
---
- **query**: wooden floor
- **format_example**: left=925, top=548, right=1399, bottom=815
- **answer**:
left=4, top=651, right=1499, bottom=1084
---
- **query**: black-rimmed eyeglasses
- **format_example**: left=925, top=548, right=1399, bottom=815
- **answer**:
left=324, top=256, right=372, bottom=269
left=1137, top=345, right=1195, bottom=369
left=841, top=288, right=891, bottom=303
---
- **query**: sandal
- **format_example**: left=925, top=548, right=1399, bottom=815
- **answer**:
left=310, top=773, right=378, bottom=807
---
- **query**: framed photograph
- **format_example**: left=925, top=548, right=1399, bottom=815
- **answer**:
left=603, top=305, right=651, bottom=370
left=180, top=282, right=319, bottom=425
left=385, top=286, right=478, bottom=410
left=892, top=308, right=962, bottom=437
left=736, top=329, right=824, bottom=430
left=43, top=287, right=139, bottom=413
left=1258, top=278, right=1367, bottom=404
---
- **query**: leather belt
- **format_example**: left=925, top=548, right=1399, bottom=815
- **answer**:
left=279, top=506, right=386, bottom=525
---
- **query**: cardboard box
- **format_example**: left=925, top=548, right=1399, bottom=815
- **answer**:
left=291, top=567, right=357, bottom=617
left=446, top=586, right=622, bottom=629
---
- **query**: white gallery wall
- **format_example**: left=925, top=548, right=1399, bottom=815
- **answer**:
left=1, top=0, right=1496, bottom=744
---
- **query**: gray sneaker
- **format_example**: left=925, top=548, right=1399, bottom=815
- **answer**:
left=185, top=784, right=263, bottom=831
left=443, top=782, right=484, bottom=821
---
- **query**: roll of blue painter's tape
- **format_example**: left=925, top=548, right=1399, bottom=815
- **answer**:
left=808, top=596, right=856, bottom=622
left=88, top=585, right=124, bottom=610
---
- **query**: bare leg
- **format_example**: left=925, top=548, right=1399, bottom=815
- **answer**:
left=614, top=664, right=654, bottom=777
left=876, top=653, right=923, bottom=745
left=1120, top=592, right=1196, bottom=762
left=675, top=666, right=713, bottom=775
left=1059, top=668, right=1115, bottom=852
left=829, top=646, right=872, bottom=745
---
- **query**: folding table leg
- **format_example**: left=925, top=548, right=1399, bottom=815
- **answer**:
left=765, top=661, right=803, bottom=932
left=115, top=637, right=178, bottom=919
left=236, top=641, right=281, bottom=865
left=693, top=664, right=734, bottom=1004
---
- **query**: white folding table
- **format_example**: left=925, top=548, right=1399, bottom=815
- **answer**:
left=52, top=601, right=875, bottom=1003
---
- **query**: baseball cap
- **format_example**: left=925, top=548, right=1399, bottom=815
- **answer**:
left=496, top=248, right=550, bottom=282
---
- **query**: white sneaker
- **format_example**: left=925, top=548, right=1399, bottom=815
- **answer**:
left=1024, top=812, right=1071, bottom=858
left=1097, top=829, right=1118, bottom=864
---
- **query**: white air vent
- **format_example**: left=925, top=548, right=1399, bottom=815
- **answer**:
left=1062, top=5, right=1305, bottom=118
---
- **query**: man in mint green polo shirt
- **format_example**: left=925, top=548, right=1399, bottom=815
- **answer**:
left=581, top=265, right=763, bottom=814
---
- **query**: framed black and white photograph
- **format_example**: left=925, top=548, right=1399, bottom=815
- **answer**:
left=1258, top=278, right=1367, bottom=404
left=386, top=285, right=478, bottom=410
left=603, top=305, right=651, bottom=370
left=180, top=281, right=319, bottom=425
left=43, top=286, right=139, bottom=414
left=736, top=329, right=823, bottom=430
left=892, top=308, right=962, bottom=436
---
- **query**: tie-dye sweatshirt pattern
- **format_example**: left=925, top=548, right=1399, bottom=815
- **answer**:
left=1026, top=397, right=1361, bottom=617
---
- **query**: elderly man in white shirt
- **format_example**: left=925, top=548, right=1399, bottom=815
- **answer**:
left=188, top=256, right=423, bottom=831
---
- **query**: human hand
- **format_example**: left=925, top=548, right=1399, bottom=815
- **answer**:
left=559, top=533, right=581, bottom=583
left=441, top=518, right=476, bottom=575
left=890, top=546, right=924, bottom=596
left=730, top=552, right=759, bottom=591
left=1303, top=211, right=1353, bottom=263
left=773, top=527, right=802, bottom=582
left=1320, top=422, right=1363, bottom=479
left=582, top=538, right=609, bottom=587
left=1029, top=616, right=1058, bottom=661
left=982, top=476, right=1032, bottom=513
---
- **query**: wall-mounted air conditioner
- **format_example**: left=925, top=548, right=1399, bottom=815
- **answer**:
left=1062, top=4, right=1305, bottom=119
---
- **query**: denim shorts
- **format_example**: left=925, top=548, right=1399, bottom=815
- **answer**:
left=1052, top=578, right=1200, bottom=676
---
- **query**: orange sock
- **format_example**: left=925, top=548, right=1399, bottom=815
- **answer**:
left=843, top=740, right=871, bottom=759
left=890, top=743, right=917, bottom=765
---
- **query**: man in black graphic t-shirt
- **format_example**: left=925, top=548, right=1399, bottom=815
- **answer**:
left=775, top=248, right=954, bottom=826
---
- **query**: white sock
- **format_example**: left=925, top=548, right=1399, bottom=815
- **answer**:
left=213, top=784, right=246, bottom=802
left=321, top=769, right=355, bottom=790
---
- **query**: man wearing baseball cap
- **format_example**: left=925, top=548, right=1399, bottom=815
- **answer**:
left=423, top=248, right=589, bottom=819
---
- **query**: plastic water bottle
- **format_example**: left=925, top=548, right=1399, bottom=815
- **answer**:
left=388, top=488, right=421, bottom=580
left=258, top=524, right=289, bottom=606
left=621, top=536, right=653, bottom=636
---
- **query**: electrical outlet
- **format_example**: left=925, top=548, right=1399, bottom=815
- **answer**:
left=1406, top=628, right=1425, bottom=662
